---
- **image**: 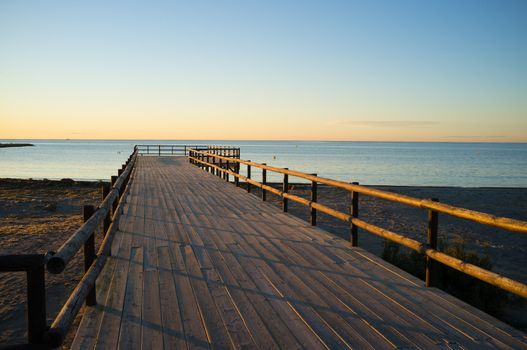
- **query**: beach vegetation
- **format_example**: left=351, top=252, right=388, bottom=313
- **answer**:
left=382, top=237, right=509, bottom=317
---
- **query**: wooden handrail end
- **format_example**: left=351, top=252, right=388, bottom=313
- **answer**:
left=46, top=255, right=65, bottom=274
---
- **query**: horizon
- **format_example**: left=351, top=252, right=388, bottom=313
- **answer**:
left=1, top=1, right=526, bottom=142
left=2, top=137, right=527, bottom=144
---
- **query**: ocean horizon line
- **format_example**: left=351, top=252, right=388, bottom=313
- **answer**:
left=2, top=138, right=527, bottom=144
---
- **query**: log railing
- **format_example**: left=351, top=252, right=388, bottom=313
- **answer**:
left=0, top=150, right=137, bottom=349
left=188, top=149, right=527, bottom=299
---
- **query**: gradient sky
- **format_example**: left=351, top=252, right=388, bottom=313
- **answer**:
left=1, top=0, right=526, bottom=141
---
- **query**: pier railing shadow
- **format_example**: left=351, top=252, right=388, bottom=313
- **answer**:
left=188, top=148, right=527, bottom=301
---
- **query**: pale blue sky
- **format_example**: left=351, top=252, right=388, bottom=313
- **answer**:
left=1, top=1, right=526, bottom=141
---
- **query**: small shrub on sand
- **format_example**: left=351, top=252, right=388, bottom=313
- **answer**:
left=382, top=237, right=507, bottom=316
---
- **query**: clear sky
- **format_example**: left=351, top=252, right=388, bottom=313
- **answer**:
left=1, top=1, right=526, bottom=141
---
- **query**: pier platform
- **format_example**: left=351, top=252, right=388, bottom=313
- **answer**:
left=72, top=156, right=527, bottom=349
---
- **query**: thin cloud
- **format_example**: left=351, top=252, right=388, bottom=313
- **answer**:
left=328, top=120, right=439, bottom=128
left=445, top=135, right=508, bottom=139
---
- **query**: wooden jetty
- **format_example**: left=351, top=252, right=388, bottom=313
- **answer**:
left=1, top=145, right=527, bottom=349
left=71, top=156, right=526, bottom=349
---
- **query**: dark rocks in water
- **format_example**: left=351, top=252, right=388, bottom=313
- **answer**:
left=60, top=178, right=75, bottom=185
left=0, top=143, right=34, bottom=148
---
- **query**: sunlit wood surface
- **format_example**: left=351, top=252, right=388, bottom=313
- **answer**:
left=72, top=156, right=527, bottom=349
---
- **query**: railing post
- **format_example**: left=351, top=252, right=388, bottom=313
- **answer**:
left=207, top=153, right=210, bottom=172
left=111, top=176, right=118, bottom=212
left=350, top=182, right=359, bottom=246
left=235, top=162, right=240, bottom=187
left=83, top=205, right=96, bottom=306
left=247, top=162, right=251, bottom=193
left=283, top=168, right=289, bottom=212
left=426, top=198, right=439, bottom=288
left=27, top=263, right=46, bottom=344
left=158, top=145, right=161, bottom=156
left=218, top=157, right=223, bottom=177
left=212, top=155, right=217, bottom=175
left=311, top=174, right=317, bottom=225
left=102, top=183, right=111, bottom=235
left=262, top=164, right=267, bottom=201
left=225, top=160, right=229, bottom=182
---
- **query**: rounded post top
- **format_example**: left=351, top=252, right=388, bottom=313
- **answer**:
left=46, top=255, right=66, bottom=274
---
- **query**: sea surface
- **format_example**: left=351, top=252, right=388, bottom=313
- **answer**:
left=1, top=139, right=526, bottom=187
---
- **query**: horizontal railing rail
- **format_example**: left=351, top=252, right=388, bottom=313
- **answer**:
left=188, top=149, right=527, bottom=299
left=0, top=149, right=137, bottom=349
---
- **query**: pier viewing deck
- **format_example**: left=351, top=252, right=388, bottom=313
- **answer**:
left=70, top=156, right=526, bottom=349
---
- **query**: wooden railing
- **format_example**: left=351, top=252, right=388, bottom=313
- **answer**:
left=136, top=144, right=240, bottom=157
left=188, top=149, right=527, bottom=299
left=0, top=150, right=137, bottom=349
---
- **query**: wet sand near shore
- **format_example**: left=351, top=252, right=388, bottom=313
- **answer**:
left=1, top=178, right=526, bottom=345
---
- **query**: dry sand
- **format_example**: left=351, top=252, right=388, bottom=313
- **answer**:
left=0, top=179, right=102, bottom=347
left=1, top=179, right=526, bottom=346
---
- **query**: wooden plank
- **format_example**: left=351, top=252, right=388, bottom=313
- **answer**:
left=157, top=245, right=187, bottom=349
left=91, top=189, right=139, bottom=349
left=177, top=223, right=261, bottom=348
left=117, top=245, right=144, bottom=348
left=166, top=227, right=211, bottom=349
left=141, top=217, right=163, bottom=350
left=227, top=218, right=411, bottom=349
left=182, top=213, right=300, bottom=349
left=249, top=220, right=467, bottom=348
left=185, top=204, right=325, bottom=349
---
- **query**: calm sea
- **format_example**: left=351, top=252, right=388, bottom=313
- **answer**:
left=1, top=139, right=526, bottom=187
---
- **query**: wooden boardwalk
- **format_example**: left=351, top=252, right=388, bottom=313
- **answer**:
left=72, top=157, right=527, bottom=349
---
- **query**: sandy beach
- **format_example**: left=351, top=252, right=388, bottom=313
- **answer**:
left=1, top=178, right=526, bottom=345
left=0, top=179, right=102, bottom=347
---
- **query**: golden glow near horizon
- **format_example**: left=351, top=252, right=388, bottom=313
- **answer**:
left=1, top=1, right=526, bottom=142
left=2, top=92, right=525, bottom=141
